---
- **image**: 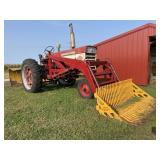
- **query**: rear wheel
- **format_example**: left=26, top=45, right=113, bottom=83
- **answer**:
left=77, top=79, right=93, bottom=98
left=21, top=59, right=42, bottom=92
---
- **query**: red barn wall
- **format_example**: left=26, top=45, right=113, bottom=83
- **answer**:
left=95, top=24, right=156, bottom=85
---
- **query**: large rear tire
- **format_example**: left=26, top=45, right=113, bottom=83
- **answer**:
left=77, top=79, right=93, bottom=99
left=21, top=59, right=42, bottom=92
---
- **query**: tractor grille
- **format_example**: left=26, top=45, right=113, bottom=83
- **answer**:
left=85, top=52, right=96, bottom=71
left=85, top=53, right=96, bottom=61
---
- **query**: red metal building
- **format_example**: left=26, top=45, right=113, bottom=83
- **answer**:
left=95, top=23, right=156, bottom=85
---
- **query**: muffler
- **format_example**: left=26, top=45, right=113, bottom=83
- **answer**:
left=69, top=23, right=76, bottom=49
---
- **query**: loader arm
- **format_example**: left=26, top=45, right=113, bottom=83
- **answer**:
left=49, top=56, right=98, bottom=92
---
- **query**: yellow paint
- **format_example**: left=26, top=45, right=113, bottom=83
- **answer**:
left=9, top=68, right=22, bottom=86
left=94, top=79, right=155, bottom=125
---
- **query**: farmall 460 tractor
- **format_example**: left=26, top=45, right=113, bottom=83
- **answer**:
left=21, top=23, right=155, bottom=125
left=21, top=23, right=118, bottom=98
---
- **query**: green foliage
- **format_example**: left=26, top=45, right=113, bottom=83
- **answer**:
left=4, top=83, right=156, bottom=140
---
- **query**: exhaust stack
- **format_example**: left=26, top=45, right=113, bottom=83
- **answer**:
left=69, top=23, right=76, bottom=49
left=56, top=43, right=61, bottom=52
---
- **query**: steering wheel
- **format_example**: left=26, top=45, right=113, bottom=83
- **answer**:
left=44, top=46, right=55, bottom=53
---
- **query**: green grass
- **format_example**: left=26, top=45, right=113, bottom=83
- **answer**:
left=4, top=82, right=156, bottom=140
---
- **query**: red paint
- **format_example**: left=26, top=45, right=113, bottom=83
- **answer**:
left=24, top=66, right=32, bottom=86
left=40, top=47, right=118, bottom=93
left=45, top=55, right=118, bottom=92
left=79, top=83, right=91, bottom=97
left=95, top=23, right=156, bottom=85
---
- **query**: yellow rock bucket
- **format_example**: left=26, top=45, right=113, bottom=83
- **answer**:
left=94, top=79, right=155, bottom=125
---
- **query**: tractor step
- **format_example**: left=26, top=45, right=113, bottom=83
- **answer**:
left=94, top=79, right=155, bottom=125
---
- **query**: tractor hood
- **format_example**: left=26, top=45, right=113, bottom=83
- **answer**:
left=53, top=45, right=97, bottom=61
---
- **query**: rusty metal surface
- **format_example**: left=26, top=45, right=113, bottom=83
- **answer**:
left=95, top=23, right=156, bottom=85
left=9, top=68, right=22, bottom=86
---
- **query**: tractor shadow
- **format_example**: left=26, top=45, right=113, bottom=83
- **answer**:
left=40, top=82, right=77, bottom=93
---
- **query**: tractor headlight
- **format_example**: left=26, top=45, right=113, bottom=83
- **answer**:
left=86, top=46, right=96, bottom=54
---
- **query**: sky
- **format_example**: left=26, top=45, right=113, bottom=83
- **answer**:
left=4, top=20, right=156, bottom=64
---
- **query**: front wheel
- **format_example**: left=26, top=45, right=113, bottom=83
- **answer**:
left=77, top=79, right=93, bottom=99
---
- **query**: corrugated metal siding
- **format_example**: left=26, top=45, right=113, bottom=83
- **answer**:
left=95, top=24, right=156, bottom=85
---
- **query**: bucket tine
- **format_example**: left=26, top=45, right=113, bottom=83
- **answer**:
left=94, top=79, right=155, bottom=125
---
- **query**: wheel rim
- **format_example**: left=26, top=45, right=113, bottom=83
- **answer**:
left=22, top=66, right=32, bottom=89
left=79, top=82, right=91, bottom=97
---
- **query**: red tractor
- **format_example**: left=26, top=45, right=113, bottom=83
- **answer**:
left=21, top=23, right=118, bottom=98
left=20, top=23, right=155, bottom=124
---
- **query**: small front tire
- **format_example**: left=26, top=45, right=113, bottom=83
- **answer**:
left=77, top=79, right=93, bottom=99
